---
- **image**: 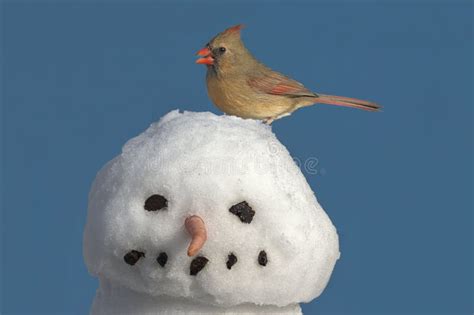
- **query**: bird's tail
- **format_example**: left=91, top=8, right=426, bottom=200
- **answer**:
left=315, top=94, right=381, bottom=112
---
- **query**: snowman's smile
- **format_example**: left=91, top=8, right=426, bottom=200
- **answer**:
left=123, top=249, right=269, bottom=276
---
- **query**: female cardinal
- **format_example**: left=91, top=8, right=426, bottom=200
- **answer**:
left=196, top=25, right=380, bottom=124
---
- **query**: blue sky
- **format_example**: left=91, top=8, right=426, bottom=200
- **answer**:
left=1, top=1, right=472, bottom=314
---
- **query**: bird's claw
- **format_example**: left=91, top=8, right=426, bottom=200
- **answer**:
left=262, top=117, right=274, bottom=125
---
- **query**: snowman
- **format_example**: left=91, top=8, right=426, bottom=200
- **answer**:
left=83, top=111, right=340, bottom=314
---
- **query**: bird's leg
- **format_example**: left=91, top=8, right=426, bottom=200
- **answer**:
left=262, top=117, right=274, bottom=125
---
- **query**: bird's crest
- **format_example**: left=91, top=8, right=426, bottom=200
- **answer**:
left=223, top=24, right=244, bottom=35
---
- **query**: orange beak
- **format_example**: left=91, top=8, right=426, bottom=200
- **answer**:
left=195, top=47, right=214, bottom=65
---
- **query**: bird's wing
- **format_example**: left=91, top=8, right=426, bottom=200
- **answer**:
left=247, top=70, right=316, bottom=98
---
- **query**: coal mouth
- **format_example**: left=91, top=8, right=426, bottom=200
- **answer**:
left=190, top=256, right=209, bottom=275
left=123, top=250, right=269, bottom=274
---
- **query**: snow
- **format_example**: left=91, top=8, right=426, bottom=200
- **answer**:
left=91, top=278, right=303, bottom=315
left=83, top=110, right=340, bottom=313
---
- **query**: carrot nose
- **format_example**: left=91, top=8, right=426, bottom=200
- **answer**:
left=185, top=215, right=207, bottom=256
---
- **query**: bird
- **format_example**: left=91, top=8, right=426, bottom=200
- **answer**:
left=196, top=24, right=380, bottom=124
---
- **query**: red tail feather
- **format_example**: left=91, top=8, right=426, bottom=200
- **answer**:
left=316, top=94, right=381, bottom=112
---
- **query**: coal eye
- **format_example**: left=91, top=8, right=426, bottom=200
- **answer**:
left=229, top=201, right=255, bottom=223
left=144, top=194, right=168, bottom=211
left=219, top=47, right=226, bottom=53
left=124, top=250, right=145, bottom=266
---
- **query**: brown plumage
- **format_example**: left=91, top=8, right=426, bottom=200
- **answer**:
left=196, top=25, right=380, bottom=124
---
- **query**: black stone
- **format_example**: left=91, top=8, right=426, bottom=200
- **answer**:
left=156, top=252, right=168, bottom=267
left=190, top=256, right=209, bottom=276
left=144, top=194, right=168, bottom=211
left=226, top=253, right=237, bottom=270
left=229, top=201, right=255, bottom=223
left=124, top=250, right=145, bottom=266
left=258, top=250, right=267, bottom=266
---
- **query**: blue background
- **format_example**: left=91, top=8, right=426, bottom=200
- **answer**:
left=1, top=1, right=472, bottom=314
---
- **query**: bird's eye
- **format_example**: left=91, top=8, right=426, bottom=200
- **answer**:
left=219, top=47, right=226, bottom=53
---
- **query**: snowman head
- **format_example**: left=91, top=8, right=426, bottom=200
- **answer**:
left=83, top=111, right=339, bottom=307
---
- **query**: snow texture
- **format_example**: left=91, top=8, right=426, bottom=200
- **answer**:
left=83, top=111, right=339, bottom=312
left=91, top=278, right=303, bottom=315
